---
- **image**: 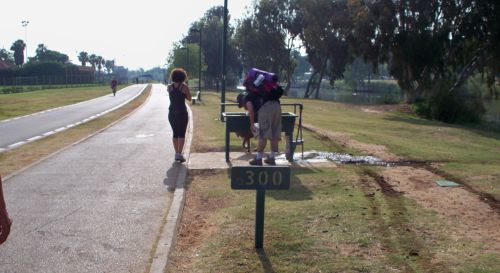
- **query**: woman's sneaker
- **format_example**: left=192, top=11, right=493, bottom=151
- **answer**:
left=175, top=154, right=186, bottom=163
left=178, top=155, right=186, bottom=163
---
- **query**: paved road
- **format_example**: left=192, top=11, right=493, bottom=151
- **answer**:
left=0, top=84, right=147, bottom=152
left=0, top=84, right=182, bottom=273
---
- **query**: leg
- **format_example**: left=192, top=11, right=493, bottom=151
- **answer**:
left=177, top=138, right=185, bottom=153
left=270, top=139, right=279, bottom=154
left=172, top=138, right=179, bottom=154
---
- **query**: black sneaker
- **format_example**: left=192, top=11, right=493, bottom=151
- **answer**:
left=249, top=158, right=262, bottom=166
left=264, top=157, right=276, bottom=165
left=178, top=155, right=186, bottom=163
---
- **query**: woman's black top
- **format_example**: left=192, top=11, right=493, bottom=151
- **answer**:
left=169, top=83, right=187, bottom=113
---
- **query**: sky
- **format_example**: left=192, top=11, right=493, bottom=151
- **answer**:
left=1, top=0, right=252, bottom=71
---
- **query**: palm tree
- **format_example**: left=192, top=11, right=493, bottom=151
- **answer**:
left=96, top=56, right=104, bottom=79
left=105, top=59, right=115, bottom=74
left=10, top=40, right=26, bottom=65
left=78, top=51, right=89, bottom=66
left=88, top=54, right=97, bottom=69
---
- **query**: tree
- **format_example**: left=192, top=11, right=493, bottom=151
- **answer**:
left=104, top=59, right=115, bottom=74
left=234, top=0, right=295, bottom=88
left=0, top=49, right=14, bottom=62
left=78, top=51, right=89, bottom=66
left=292, top=0, right=352, bottom=98
left=96, top=56, right=104, bottom=79
left=182, top=6, right=240, bottom=88
left=10, top=40, right=26, bottom=65
left=32, top=44, right=69, bottom=63
left=349, top=0, right=499, bottom=122
left=88, top=54, right=97, bottom=69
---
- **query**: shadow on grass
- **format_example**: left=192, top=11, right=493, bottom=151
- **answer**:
left=256, top=248, right=275, bottom=273
left=385, top=116, right=500, bottom=140
left=267, top=167, right=318, bottom=201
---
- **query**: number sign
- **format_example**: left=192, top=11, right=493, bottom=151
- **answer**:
left=231, top=166, right=291, bottom=190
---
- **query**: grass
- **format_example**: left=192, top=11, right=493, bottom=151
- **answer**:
left=169, top=166, right=499, bottom=272
left=0, top=84, right=150, bottom=177
left=190, top=91, right=500, bottom=199
left=0, top=84, right=127, bottom=120
left=169, top=90, right=500, bottom=272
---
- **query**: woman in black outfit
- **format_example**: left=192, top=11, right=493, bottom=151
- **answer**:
left=167, top=68, right=191, bottom=162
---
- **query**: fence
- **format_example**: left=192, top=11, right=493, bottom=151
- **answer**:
left=0, top=74, right=96, bottom=86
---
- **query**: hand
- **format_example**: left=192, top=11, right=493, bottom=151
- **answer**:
left=250, top=124, right=257, bottom=135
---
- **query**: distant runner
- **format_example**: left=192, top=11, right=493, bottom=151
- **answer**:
left=111, top=79, right=118, bottom=96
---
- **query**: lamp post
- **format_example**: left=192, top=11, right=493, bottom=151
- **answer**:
left=180, top=47, right=189, bottom=73
left=221, top=0, right=228, bottom=119
left=191, top=27, right=202, bottom=94
left=21, top=20, right=29, bottom=62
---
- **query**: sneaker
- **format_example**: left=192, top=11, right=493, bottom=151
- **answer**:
left=177, top=155, right=186, bottom=163
left=249, top=157, right=262, bottom=166
left=264, top=157, right=276, bottom=165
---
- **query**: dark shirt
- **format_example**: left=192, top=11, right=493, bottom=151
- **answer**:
left=244, top=92, right=262, bottom=122
left=261, top=85, right=283, bottom=104
left=169, top=84, right=187, bottom=113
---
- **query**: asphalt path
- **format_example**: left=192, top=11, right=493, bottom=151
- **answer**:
left=0, top=84, right=182, bottom=273
left=0, top=84, right=147, bottom=152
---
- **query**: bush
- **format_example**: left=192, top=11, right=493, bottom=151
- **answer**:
left=414, top=80, right=485, bottom=123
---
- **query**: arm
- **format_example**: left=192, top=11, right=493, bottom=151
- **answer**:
left=246, top=101, right=257, bottom=134
left=0, top=176, right=12, bottom=244
left=183, top=84, right=192, bottom=101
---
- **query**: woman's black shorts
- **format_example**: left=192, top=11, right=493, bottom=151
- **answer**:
left=168, top=111, right=188, bottom=138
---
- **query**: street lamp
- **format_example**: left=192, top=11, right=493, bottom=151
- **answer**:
left=180, top=47, right=189, bottom=73
left=191, top=27, right=202, bottom=94
left=221, top=0, right=228, bottom=119
left=21, top=20, right=29, bottom=62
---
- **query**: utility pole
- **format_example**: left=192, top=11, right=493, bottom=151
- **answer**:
left=21, top=20, right=29, bottom=63
left=221, top=0, right=228, bottom=119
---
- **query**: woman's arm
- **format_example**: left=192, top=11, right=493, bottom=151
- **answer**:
left=183, top=84, right=192, bottom=101
left=246, top=101, right=257, bottom=134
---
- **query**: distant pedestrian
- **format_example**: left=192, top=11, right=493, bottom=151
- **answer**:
left=111, top=79, right=118, bottom=96
left=167, top=68, right=192, bottom=163
left=0, top=175, right=12, bottom=245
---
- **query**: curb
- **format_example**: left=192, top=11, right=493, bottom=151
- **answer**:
left=149, top=101, right=194, bottom=273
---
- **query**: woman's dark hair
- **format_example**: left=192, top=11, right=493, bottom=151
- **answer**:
left=170, top=68, right=188, bottom=83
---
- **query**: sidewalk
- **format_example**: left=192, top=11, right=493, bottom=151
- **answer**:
left=188, top=151, right=337, bottom=169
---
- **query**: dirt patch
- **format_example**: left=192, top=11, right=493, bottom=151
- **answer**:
left=380, top=166, right=500, bottom=252
left=304, top=124, right=500, bottom=252
left=167, top=171, right=232, bottom=272
left=303, top=123, right=402, bottom=161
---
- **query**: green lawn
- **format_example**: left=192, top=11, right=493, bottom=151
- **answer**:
left=0, top=85, right=126, bottom=120
left=168, top=90, right=500, bottom=272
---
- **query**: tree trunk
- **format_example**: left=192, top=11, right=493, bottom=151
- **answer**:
left=314, top=59, right=327, bottom=99
left=305, top=70, right=318, bottom=98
